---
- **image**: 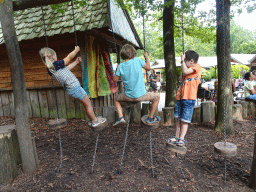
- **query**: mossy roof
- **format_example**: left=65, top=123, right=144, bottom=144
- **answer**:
left=0, top=0, right=141, bottom=48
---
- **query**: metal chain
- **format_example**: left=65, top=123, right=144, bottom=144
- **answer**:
left=142, top=0, right=146, bottom=51
left=56, top=131, right=63, bottom=172
left=41, top=6, right=63, bottom=172
left=71, top=0, right=78, bottom=49
left=221, top=0, right=227, bottom=182
left=149, top=131, right=155, bottom=178
left=117, top=107, right=131, bottom=174
left=41, top=6, right=49, bottom=47
left=90, top=133, right=99, bottom=174
left=181, top=0, right=184, bottom=54
left=176, top=153, right=187, bottom=182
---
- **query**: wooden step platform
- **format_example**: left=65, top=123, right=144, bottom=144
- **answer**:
left=48, top=119, right=67, bottom=130
left=214, top=142, right=237, bottom=157
left=141, top=115, right=160, bottom=129
left=166, top=141, right=187, bottom=155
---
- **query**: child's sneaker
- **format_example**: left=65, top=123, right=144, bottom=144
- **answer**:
left=176, top=138, right=186, bottom=147
left=145, top=115, right=161, bottom=124
left=113, top=117, right=126, bottom=127
left=91, top=117, right=107, bottom=128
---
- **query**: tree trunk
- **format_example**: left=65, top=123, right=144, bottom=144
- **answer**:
left=215, top=0, right=234, bottom=134
left=250, top=133, right=256, bottom=189
left=163, top=0, right=177, bottom=107
left=0, top=0, right=38, bottom=173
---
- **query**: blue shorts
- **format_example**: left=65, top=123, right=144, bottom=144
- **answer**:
left=66, top=84, right=87, bottom=101
left=174, top=100, right=196, bottom=123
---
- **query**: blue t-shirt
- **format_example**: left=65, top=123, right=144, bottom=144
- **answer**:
left=116, top=57, right=146, bottom=98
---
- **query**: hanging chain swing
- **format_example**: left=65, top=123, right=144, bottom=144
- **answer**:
left=213, top=0, right=237, bottom=182
left=41, top=6, right=66, bottom=172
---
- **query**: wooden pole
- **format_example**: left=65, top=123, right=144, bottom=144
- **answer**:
left=0, top=0, right=37, bottom=173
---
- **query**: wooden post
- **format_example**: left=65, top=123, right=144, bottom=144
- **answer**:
left=0, top=0, right=37, bottom=173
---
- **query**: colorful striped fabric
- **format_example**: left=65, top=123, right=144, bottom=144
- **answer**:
left=83, top=35, right=118, bottom=98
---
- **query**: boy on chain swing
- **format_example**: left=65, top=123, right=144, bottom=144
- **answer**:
left=113, top=44, right=160, bottom=126
left=167, top=50, right=201, bottom=147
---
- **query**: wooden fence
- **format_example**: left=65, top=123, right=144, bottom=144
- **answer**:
left=0, top=82, right=123, bottom=119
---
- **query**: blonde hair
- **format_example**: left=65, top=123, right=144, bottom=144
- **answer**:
left=39, top=47, right=56, bottom=73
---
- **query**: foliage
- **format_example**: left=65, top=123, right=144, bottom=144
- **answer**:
left=231, top=64, right=250, bottom=78
left=200, top=64, right=250, bottom=81
left=201, top=67, right=217, bottom=81
left=161, top=68, right=181, bottom=81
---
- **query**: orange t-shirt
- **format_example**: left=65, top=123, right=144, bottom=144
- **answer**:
left=176, top=63, right=201, bottom=100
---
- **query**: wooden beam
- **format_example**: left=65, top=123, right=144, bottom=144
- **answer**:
left=12, top=0, right=72, bottom=11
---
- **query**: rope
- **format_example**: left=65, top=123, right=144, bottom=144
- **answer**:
left=117, top=107, right=131, bottom=174
left=90, top=133, right=99, bottom=174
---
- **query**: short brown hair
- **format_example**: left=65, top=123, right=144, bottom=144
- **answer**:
left=120, top=44, right=136, bottom=60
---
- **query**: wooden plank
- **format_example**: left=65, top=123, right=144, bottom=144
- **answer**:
left=26, top=91, right=32, bottom=117
left=0, top=93, right=3, bottom=116
left=8, top=92, right=15, bottom=116
left=46, top=89, right=58, bottom=118
left=56, top=89, right=67, bottom=119
left=1, top=92, right=11, bottom=117
left=38, top=90, right=49, bottom=118
left=75, top=98, right=81, bottom=118
left=29, top=90, right=41, bottom=117
left=80, top=102, right=86, bottom=120
left=64, top=92, right=76, bottom=118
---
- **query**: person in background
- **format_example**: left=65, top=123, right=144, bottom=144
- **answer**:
left=244, top=72, right=256, bottom=101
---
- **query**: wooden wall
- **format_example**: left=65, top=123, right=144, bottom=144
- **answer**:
left=0, top=33, right=82, bottom=90
left=0, top=87, right=117, bottom=119
left=0, top=32, right=122, bottom=118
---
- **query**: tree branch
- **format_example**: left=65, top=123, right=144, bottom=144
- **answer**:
left=13, top=0, right=72, bottom=11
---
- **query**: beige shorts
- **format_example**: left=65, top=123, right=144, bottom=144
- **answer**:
left=115, top=92, right=160, bottom=103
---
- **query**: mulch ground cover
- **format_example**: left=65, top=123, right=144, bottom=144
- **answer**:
left=0, top=116, right=256, bottom=192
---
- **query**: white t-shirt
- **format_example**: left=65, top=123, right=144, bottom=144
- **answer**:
left=244, top=80, right=256, bottom=97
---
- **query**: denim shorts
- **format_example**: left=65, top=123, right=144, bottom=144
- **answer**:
left=66, top=84, right=87, bottom=101
left=174, top=100, right=196, bottom=123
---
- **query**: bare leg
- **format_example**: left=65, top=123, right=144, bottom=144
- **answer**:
left=80, top=96, right=97, bottom=121
left=114, top=100, right=124, bottom=119
left=175, top=118, right=181, bottom=138
left=148, top=95, right=160, bottom=118
left=179, top=121, right=189, bottom=140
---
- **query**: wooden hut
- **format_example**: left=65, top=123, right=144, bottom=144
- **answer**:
left=0, top=0, right=143, bottom=119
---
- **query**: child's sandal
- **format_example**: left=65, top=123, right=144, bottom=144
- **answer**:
left=176, top=138, right=186, bottom=147
left=167, top=136, right=178, bottom=144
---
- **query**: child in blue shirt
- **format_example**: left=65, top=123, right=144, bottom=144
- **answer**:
left=113, top=44, right=160, bottom=126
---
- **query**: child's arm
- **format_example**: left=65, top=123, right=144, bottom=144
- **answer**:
left=63, top=46, right=80, bottom=65
left=181, top=53, right=194, bottom=75
left=66, top=57, right=81, bottom=70
left=143, top=52, right=151, bottom=71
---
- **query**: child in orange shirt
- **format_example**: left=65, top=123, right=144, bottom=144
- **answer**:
left=167, top=50, right=201, bottom=147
